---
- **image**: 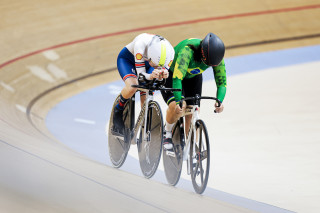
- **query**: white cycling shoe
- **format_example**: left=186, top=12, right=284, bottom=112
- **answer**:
left=163, top=137, right=174, bottom=150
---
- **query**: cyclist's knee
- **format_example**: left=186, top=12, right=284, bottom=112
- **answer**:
left=124, top=77, right=138, bottom=94
left=168, top=101, right=176, bottom=112
left=127, top=85, right=137, bottom=94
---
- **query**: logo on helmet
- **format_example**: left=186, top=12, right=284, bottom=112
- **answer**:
left=201, top=48, right=207, bottom=63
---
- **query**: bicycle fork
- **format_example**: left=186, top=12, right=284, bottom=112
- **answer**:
left=142, top=92, right=154, bottom=164
left=185, top=106, right=199, bottom=175
left=143, top=91, right=153, bottom=142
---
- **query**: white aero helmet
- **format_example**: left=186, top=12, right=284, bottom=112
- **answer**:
left=147, top=35, right=175, bottom=68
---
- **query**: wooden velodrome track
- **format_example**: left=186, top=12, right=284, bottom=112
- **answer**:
left=1, top=0, right=320, bottom=212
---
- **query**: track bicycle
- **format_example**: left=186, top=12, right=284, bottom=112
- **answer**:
left=162, top=94, right=221, bottom=194
left=108, top=77, right=180, bottom=178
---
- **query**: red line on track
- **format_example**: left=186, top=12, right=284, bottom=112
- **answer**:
left=1, top=4, right=319, bottom=70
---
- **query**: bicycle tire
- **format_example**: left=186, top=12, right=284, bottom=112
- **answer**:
left=189, top=119, right=210, bottom=194
left=108, top=95, right=131, bottom=168
left=162, top=119, right=184, bottom=186
left=137, top=101, right=163, bottom=178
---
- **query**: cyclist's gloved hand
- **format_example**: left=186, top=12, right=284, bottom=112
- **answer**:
left=214, top=102, right=224, bottom=113
left=150, top=68, right=168, bottom=80
left=150, top=69, right=161, bottom=80
left=159, top=68, right=169, bottom=80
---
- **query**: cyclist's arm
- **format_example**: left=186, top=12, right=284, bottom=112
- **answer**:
left=172, top=46, right=192, bottom=103
left=133, top=40, right=151, bottom=80
left=212, top=59, right=227, bottom=102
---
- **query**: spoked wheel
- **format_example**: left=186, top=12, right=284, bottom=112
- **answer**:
left=137, top=101, right=163, bottom=178
left=163, top=119, right=184, bottom=186
left=108, top=95, right=132, bottom=168
left=190, top=119, right=210, bottom=194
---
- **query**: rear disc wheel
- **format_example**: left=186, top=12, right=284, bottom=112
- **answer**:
left=163, top=119, right=184, bottom=186
left=108, top=95, right=131, bottom=168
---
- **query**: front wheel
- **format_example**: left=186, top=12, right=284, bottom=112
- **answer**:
left=190, top=119, right=210, bottom=194
left=137, top=101, right=163, bottom=178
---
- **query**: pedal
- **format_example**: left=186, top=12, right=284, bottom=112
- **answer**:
left=166, top=150, right=176, bottom=157
left=114, top=135, right=125, bottom=141
left=111, top=129, right=125, bottom=140
left=191, top=158, right=203, bottom=176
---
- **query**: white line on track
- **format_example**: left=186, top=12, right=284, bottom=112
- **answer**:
left=27, top=65, right=55, bottom=83
left=15, top=104, right=27, bottom=113
left=47, top=63, right=68, bottom=80
left=42, top=50, right=60, bottom=61
left=0, top=81, right=15, bottom=93
left=74, top=118, right=96, bottom=125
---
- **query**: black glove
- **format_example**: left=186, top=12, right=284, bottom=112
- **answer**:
left=138, top=73, right=147, bottom=84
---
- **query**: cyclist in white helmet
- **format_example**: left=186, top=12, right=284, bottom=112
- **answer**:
left=113, top=33, right=175, bottom=134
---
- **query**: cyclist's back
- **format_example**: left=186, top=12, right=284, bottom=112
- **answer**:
left=170, top=38, right=209, bottom=79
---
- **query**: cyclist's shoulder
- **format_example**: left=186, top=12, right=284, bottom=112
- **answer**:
left=177, top=38, right=201, bottom=44
left=186, top=38, right=202, bottom=45
left=212, top=59, right=227, bottom=77
left=175, top=38, right=201, bottom=57
left=213, top=59, right=226, bottom=69
left=128, top=33, right=154, bottom=48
